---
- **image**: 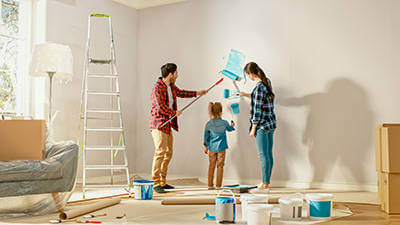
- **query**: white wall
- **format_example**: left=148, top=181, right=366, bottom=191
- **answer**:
left=46, top=0, right=137, bottom=178
left=135, top=0, right=400, bottom=189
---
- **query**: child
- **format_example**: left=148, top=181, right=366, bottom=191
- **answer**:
left=203, top=102, right=235, bottom=189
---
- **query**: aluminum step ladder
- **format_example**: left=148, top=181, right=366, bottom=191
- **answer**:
left=78, top=14, right=131, bottom=199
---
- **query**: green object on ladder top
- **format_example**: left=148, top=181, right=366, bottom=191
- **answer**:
left=90, top=13, right=110, bottom=18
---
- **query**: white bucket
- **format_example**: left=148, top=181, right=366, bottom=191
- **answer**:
left=247, top=204, right=273, bottom=225
left=304, top=193, right=333, bottom=220
left=240, top=194, right=268, bottom=221
left=279, top=197, right=303, bottom=220
left=216, top=190, right=236, bottom=224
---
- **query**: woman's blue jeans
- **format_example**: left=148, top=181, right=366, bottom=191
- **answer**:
left=255, top=128, right=275, bottom=184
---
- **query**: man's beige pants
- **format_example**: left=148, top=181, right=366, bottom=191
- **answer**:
left=208, top=151, right=226, bottom=188
left=151, top=129, right=173, bottom=187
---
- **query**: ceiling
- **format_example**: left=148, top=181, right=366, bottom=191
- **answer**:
left=111, top=0, right=186, bottom=9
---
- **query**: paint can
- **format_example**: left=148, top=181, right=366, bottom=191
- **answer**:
left=133, top=180, right=154, bottom=200
left=304, top=193, right=333, bottom=220
left=247, top=204, right=273, bottom=225
left=240, top=194, right=268, bottom=221
left=279, top=197, right=303, bottom=220
left=215, top=190, right=236, bottom=224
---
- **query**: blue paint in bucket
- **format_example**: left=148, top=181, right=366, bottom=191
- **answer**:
left=216, top=194, right=236, bottom=223
left=133, top=180, right=154, bottom=200
left=309, top=201, right=331, bottom=217
left=231, top=103, right=240, bottom=114
left=305, top=193, right=333, bottom=219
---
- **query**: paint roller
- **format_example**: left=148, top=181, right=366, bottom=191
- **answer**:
left=159, top=77, right=224, bottom=128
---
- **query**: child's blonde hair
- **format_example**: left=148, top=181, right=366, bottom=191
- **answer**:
left=208, top=102, right=223, bottom=119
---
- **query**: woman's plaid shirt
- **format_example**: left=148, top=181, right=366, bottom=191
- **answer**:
left=250, top=81, right=277, bottom=131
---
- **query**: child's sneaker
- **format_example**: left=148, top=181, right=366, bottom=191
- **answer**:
left=208, top=186, right=215, bottom=190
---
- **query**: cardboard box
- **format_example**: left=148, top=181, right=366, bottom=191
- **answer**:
left=375, top=124, right=400, bottom=172
left=0, top=120, right=46, bottom=161
left=382, top=127, right=400, bottom=173
left=380, top=172, right=400, bottom=214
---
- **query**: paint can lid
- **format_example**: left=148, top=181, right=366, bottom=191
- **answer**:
left=247, top=204, right=273, bottom=212
left=279, top=197, right=303, bottom=205
left=240, top=194, right=268, bottom=202
left=304, top=193, right=333, bottom=201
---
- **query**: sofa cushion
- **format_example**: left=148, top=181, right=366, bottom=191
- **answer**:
left=0, top=160, right=63, bottom=182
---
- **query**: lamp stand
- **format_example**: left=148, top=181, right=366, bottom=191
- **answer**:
left=48, top=71, right=55, bottom=124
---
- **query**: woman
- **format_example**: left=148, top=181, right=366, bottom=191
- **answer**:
left=239, top=62, right=276, bottom=190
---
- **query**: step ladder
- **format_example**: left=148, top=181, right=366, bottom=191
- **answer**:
left=79, top=14, right=131, bottom=199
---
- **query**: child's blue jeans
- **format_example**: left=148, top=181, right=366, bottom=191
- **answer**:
left=255, top=128, right=275, bottom=184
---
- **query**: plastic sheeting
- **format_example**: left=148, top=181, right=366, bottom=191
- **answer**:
left=0, top=141, right=78, bottom=219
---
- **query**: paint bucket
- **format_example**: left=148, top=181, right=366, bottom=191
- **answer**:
left=215, top=190, right=236, bottom=224
left=231, top=103, right=240, bottom=114
left=279, top=197, right=303, bottom=220
left=240, top=194, right=268, bottom=221
left=133, top=180, right=154, bottom=200
left=304, top=193, right=333, bottom=220
left=247, top=204, right=273, bottom=225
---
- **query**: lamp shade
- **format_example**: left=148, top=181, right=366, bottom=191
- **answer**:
left=29, top=43, right=73, bottom=81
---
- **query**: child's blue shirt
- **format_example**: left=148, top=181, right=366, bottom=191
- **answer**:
left=203, top=118, right=235, bottom=152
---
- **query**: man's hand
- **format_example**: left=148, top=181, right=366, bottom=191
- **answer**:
left=230, top=121, right=235, bottom=127
left=204, top=147, right=209, bottom=154
left=175, top=110, right=183, bottom=117
left=197, top=90, right=208, bottom=96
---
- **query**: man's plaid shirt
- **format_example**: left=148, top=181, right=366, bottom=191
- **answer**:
left=250, top=81, right=277, bottom=132
left=150, top=77, right=197, bottom=134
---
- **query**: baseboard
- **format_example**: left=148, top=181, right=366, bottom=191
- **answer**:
left=75, top=173, right=378, bottom=192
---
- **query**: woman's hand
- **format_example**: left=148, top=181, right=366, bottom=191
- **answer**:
left=230, top=120, right=235, bottom=127
left=249, top=130, right=256, bottom=138
left=250, top=125, right=257, bottom=138
left=238, top=92, right=251, bottom=98
left=204, top=147, right=209, bottom=154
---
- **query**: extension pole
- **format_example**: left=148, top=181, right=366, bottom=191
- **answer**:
left=159, top=77, right=224, bottom=128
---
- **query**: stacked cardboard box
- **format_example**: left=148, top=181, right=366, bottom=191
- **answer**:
left=0, top=120, right=46, bottom=161
left=375, top=124, right=400, bottom=214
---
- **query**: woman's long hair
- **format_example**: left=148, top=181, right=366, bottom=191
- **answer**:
left=244, top=62, right=275, bottom=101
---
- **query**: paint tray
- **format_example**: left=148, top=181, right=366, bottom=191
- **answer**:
left=223, top=184, right=257, bottom=193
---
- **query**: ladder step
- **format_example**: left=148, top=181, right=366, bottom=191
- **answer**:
left=89, top=58, right=112, bottom=64
left=85, top=165, right=128, bottom=170
left=87, top=91, right=120, bottom=96
left=85, top=128, right=123, bottom=132
left=85, top=146, right=126, bottom=150
left=87, top=109, right=120, bottom=113
left=88, top=74, right=118, bottom=78
left=84, top=184, right=129, bottom=189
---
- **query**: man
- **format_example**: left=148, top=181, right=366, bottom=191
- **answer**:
left=150, top=63, right=207, bottom=193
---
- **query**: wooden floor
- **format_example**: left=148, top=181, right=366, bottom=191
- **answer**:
left=3, top=181, right=400, bottom=224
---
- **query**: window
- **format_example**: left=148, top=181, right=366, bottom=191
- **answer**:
left=0, top=0, right=31, bottom=115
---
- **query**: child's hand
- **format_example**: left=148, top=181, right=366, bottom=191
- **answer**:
left=204, top=147, right=209, bottom=154
left=230, top=121, right=235, bottom=127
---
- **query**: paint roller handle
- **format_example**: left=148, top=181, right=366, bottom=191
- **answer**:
left=159, top=78, right=224, bottom=128
left=180, top=77, right=223, bottom=112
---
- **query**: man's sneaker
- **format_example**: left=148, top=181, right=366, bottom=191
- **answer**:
left=162, top=184, right=175, bottom=189
left=154, top=186, right=166, bottom=193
